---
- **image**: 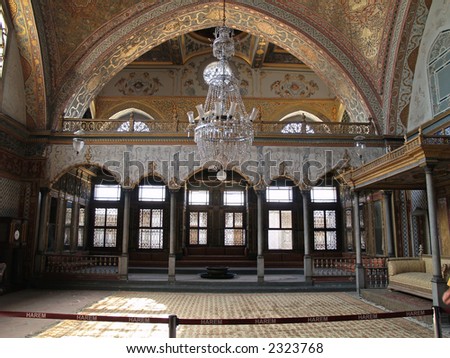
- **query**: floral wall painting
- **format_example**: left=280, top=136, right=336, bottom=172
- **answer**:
left=115, top=72, right=163, bottom=95
left=270, top=74, right=319, bottom=98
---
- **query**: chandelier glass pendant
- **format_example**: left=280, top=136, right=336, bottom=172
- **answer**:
left=187, top=3, right=257, bottom=170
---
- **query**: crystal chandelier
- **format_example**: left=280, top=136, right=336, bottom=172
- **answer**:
left=187, top=2, right=257, bottom=172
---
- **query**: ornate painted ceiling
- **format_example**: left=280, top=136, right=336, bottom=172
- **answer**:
left=7, top=0, right=429, bottom=135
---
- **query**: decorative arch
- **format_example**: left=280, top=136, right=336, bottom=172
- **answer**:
left=49, top=162, right=121, bottom=189
left=136, top=171, right=169, bottom=189
left=99, top=101, right=163, bottom=121
left=53, top=2, right=379, bottom=131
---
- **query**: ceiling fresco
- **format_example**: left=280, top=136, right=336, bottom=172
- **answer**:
left=6, top=0, right=425, bottom=135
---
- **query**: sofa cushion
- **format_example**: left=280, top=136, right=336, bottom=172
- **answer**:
left=388, top=272, right=432, bottom=298
left=387, top=258, right=425, bottom=276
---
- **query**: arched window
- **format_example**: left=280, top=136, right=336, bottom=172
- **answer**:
left=110, top=108, right=154, bottom=132
left=279, top=110, right=323, bottom=134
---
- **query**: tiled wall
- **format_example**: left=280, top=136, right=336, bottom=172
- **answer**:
left=0, top=177, right=22, bottom=217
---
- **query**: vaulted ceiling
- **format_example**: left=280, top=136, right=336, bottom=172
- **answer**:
left=7, top=0, right=429, bottom=135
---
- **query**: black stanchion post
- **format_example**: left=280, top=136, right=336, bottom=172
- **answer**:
left=432, top=306, right=442, bottom=338
left=169, top=314, right=178, bottom=338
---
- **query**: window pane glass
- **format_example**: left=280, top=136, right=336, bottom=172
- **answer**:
left=140, top=209, right=151, bottom=227
left=93, top=229, right=104, bottom=247
left=225, top=229, right=245, bottom=246
left=234, top=212, right=243, bottom=227
left=225, top=212, right=233, bottom=227
left=105, top=229, right=117, bottom=247
left=65, top=207, right=72, bottom=225
left=311, top=187, right=337, bottom=203
left=199, top=212, right=208, bottom=227
left=189, top=191, right=209, bottom=205
left=268, top=230, right=292, bottom=250
left=152, top=209, right=163, bottom=227
left=314, top=231, right=325, bottom=250
left=266, top=187, right=293, bottom=202
left=189, top=230, right=198, bottom=245
left=313, top=210, right=324, bottom=228
left=190, top=212, right=198, bottom=226
left=79, top=207, right=85, bottom=226
left=224, top=191, right=244, bottom=206
left=325, top=210, right=336, bottom=228
left=139, top=185, right=166, bottom=201
left=326, top=231, right=337, bottom=250
left=77, top=228, right=84, bottom=247
left=94, top=185, right=121, bottom=201
left=198, top=229, right=207, bottom=245
left=64, top=228, right=70, bottom=246
left=139, top=229, right=152, bottom=249
left=268, top=210, right=280, bottom=228
left=280, top=210, right=292, bottom=229
left=150, top=229, right=163, bottom=249
left=106, top=208, right=118, bottom=226
left=94, top=208, right=106, bottom=226
left=139, top=229, right=163, bottom=249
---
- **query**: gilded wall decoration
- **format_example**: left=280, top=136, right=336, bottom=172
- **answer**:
left=45, top=143, right=384, bottom=190
left=115, top=72, right=163, bottom=96
left=8, top=0, right=46, bottom=129
left=270, top=74, right=319, bottom=98
left=52, top=3, right=378, bottom=131
left=384, top=0, right=427, bottom=135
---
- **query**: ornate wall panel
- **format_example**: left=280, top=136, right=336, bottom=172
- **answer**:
left=384, top=0, right=428, bottom=135
left=7, top=0, right=46, bottom=129
left=0, top=177, right=22, bottom=217
left=45, top=143, right=384, bottom=190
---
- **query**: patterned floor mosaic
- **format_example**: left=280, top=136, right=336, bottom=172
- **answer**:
left=33, top=291, right=441, bottom=338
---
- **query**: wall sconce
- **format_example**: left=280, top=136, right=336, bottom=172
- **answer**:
left=354, top=135, right=365, bottom=164
left=73, top=130, right=85, bottom=154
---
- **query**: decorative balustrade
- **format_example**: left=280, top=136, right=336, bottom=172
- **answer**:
left=313, top=256, right=387, bottom=288
left=60, top=117, right=377, bottom=137
left=45, top=254, right=119, bottom=276
left=313, top=257, right=356, bottom=276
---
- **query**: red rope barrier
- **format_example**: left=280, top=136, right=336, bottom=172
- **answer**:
left=0, top=310, right=168, bottom=324
left=0, top=309, right=432, bottom=326
left=178, top=309, right=433, bottom=325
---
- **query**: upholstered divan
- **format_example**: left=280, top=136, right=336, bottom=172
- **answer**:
left=387, top=256, right=450, bottom=299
